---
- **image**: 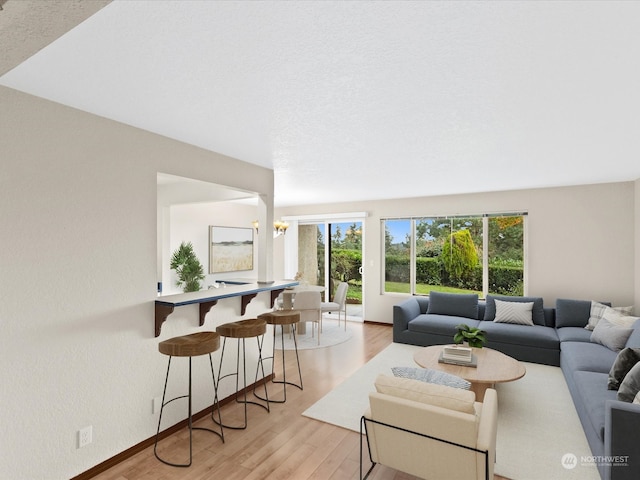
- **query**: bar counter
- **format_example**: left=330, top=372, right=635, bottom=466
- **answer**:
left=154, top=280, right=298, bottom=336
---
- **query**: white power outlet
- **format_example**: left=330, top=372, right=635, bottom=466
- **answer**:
left=153, top=396, right=162, bottom=414
left=78, top=425, right=92, bottom=448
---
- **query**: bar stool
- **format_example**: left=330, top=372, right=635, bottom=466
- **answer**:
left=213, top=318, right=269, bottom=429
left=255, top=310, right=303, bottom=403
left=154, top=332, right=224, bottom=468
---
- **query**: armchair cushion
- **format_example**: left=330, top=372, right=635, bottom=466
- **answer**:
left=374, top=374, right=476, bottom=414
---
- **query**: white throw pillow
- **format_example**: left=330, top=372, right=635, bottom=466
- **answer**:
left=586, top=301, right=634, bottom=331
left=602, top=308, right=639, bottom=328
left=633, top=391, right=640, bottom=405
left=493, top=299, right=534, bottom=326
left=374, top=374, right=476, bottom=414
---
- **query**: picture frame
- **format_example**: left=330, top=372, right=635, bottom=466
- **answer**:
left=209, top=226, right=254, bottom=274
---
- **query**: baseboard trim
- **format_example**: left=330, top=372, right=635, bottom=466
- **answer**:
left=363, top=320, right=392, bottom=327
left=70, top=374, right=274, bottom=480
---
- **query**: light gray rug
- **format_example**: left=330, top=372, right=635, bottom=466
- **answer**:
left=302, top=342, right=600, bottom=480
left=275, top=320, right=353, bottom=350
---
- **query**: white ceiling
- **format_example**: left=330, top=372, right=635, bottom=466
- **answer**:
left=2, top=0, right=640, bottom=207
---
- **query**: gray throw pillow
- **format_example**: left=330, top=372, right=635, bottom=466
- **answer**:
left=608, top=348, right=640, bottom=390
left=427, top=291, right=478, bottom=320
left=391, top=366, right=471, bottom=390
left=590, top=318, right=634, bottom=352
left=618, top=362, right=640, bottom=402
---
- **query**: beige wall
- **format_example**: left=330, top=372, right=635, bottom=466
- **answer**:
left=276, top=182, right=636, bottom=324
left=0, top=87, right=274, bottom=479
left=636, top=179, right=640, bottom=308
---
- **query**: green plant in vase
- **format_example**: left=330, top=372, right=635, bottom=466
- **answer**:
left=170, top=241, right=205, bottom=292
left=453, top=323, right=487, bottom=348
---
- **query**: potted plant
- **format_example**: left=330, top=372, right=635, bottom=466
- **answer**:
left=170, top=241, right=205, bottom=292
left=453, top=323, right=487, bottom=348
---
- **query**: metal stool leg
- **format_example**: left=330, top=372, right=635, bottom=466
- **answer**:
left=155, top=354, right=224, bottom=467
left=254, top=323, right=303, bottom=403
left=214, top=335, right=270, bottom=430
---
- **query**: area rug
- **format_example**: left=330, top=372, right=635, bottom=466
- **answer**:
left=302, top=342, right=600, bottom=480
left=276, top=320, right=353, bottom=351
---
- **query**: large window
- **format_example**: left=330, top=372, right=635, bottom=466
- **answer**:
left=383, top=213, right=526, bottom=297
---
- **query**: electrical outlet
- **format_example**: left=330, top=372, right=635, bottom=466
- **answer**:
left=153, top=396, right=162, bottom=414
left=78, top=425, right=92, bottom=448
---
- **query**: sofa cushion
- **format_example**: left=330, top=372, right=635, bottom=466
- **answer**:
left=484, top=295, right=545, bottom=326
left=409, top=314, right=481, bottom=337
left=618, top=362, right=640, bottom=402
left=374, top=374, right=476, bottom=414
left=555, top=298, right=595, bottom=328
left=391, top=367, right=471, bottom=390
left=480, top=321, right=559, bottom=349
left=556, top=327, right=593, bottom=343
left=590, top=318, right=634, bottom=352
left=608, top=347, right=640, bottom=390
left=572, top=370, right=617, bottom=441
left=427, top=291, right=478, bottom=320
left=493, top=299, right=534, bottom=326
left=560, top=341, right=618, bottom=373
left=586, top=301, right=634, bottom=331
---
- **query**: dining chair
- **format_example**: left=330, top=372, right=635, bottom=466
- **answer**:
left=293, top=290, right=322, bottom=344
left=321, top=282, right=349, bottom=329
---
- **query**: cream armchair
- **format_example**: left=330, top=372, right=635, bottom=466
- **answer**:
left=360, top=374, right=498, bottom=480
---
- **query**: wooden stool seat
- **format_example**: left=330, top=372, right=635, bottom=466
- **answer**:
left=158, top=332, right=220, bottom=357
left=216, top=318, right=266, bottom=338
left=258, top=310, right=300, bottom=326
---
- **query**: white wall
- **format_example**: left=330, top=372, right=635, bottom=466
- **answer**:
left=162, top=201, right=259, bottom=295
left=0, top=87, right=274, bottom=479
left=276, top=182, right=637, bottom=323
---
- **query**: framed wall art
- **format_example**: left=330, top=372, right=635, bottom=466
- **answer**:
left=209, top=226, right=254, bottom=273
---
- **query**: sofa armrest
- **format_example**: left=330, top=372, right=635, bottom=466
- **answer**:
left=393, top=297, right=422, bottom=338
left=604, top=399, right=640, bottom=480
left=476, top=389, right=498, bottom=455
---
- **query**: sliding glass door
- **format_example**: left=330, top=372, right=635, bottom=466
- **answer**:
left=297, top=221, right=363, bottom=319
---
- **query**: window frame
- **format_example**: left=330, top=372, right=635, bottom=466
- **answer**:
left=381, top=212, right=527, bottom=298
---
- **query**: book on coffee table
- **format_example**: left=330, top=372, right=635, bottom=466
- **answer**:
left=438, top=347, right=478, bottom=367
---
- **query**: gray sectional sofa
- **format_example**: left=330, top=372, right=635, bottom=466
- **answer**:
left=393, top=292, right=640, bottom=480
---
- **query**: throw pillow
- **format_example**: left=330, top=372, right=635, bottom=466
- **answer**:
left=427, top=291, right=479, bottom=320
left=493, top=299, right=534, bottom=326
left=484, top=295, right=545, bottom=326
left=374, top=374, right=476, bottom=414
left=618, top=362, right=640, bottom=402
left=634, top=391, right=640, bottom=405
left=586, top=301, right=633, bottom=331
left=602, top=308, right=639, bottom=328
left=590, top=318, right=634, bottom=352
left=608, top=347, right=640, bottom=390
left=391, top=366, right=471, bottom=390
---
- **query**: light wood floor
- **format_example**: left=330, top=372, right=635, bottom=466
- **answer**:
left=91, top=322, right=509, bottom=480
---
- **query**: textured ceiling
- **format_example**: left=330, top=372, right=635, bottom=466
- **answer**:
left=2, top=0, right=640, bottom=207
